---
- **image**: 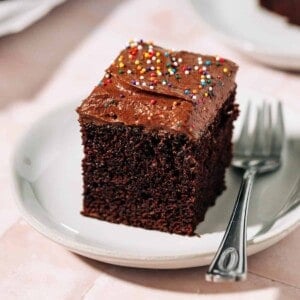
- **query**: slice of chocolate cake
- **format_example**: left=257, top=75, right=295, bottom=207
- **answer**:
left=77, top=40, right=239, bottom=236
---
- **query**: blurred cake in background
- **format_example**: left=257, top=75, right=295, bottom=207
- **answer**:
left=260, top=0, right=300, bottom=25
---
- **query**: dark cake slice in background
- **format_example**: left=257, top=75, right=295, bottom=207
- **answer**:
left=260, top=0, right=300, bottom=25
left=77, top=40, right=239, bottom=235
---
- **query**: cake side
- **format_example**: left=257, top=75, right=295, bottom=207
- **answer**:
left=79, top=89, right=238, bottom=235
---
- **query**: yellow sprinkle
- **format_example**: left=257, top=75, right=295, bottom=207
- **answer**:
left=192, top=89, right=197, bottom=94
left=201, top=75, right=205, bottom=79
left=204, top=92, right=208, bottom=97
left=144, top=53, right=149, bottom=58
left=135, top=60, right=140, bottom=65
left=156, top=59, right=161, bottom=64
left=156, top=52, right=161, bottom=57
left=223, top=67, right=228, bottom=73
left=119, top=62, right=124, bottom=68
left=118, top=55, right=123, bottom=62
left=140, top=68, right=146, bottom=74
left=156, top=70, right=162, bottom=76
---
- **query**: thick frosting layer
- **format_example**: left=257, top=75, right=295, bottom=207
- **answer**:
left=77, top=40, right=238, bottom=138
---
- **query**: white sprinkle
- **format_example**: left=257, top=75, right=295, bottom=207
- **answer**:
left=140, top=75, right=144, bottom=80
left=162, top=81, right=167, bottom=85
left=147, top=59, right=151, bottom=64
left=149, top=85, right=154, bottom=90
left=209, top=87, right=213, bottom=91
left=142, top=82, right=147, bottom=86
left=184, top=70, right=189, bottom=75
left=169, top=71, right=174, bottom=75
left=173, top=62, right=178, bottom=66
left=127, top=70, right=132, bottom=74
left=105, top=73, right=110, bottom=78
left=192, top=95, right=197, bottom=100
left=178, top=58, right=183, bottom=63
left=194, top=65, right=199, bottom=70
left=150, top=66, right=155, bottom=70
left=135, top=81, right=140, bottom=86
left=152, top=56, right=156, bottom=61
left=202, top=66, right=207, bottom=71
left=206, top=74, right=211, bottom=79
left=137, top=45, right=143, bottom=50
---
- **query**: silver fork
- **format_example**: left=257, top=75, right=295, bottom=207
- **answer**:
left=206, top=101, right=285, bottom=282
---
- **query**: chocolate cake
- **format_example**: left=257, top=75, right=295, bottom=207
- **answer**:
left=77, top=40, right=239, bottom=235
left=260, top=0, right=300, bottom=25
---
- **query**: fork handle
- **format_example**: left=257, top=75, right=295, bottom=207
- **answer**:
left=206, top=167, right=257, bottom=282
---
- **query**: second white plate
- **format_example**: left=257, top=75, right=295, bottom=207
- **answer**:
left=191, top=0, right=300, bottom=70
left=12, top=87, right=300, bottom=269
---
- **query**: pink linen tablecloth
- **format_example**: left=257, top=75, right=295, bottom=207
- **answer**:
left=0, top=0, right=299, bottom=299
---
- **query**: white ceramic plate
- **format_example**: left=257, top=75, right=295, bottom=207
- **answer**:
left=0, top=0, right=65, bottom=37
left=191, top=0, right=300, bottom=70
left=12, top=88, right=300, bottom=269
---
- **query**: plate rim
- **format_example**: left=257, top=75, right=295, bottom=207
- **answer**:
left=11, top=89, right=300, bottom=268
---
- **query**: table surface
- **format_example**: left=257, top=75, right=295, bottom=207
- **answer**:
left=0, top=0, right=299, bottom=299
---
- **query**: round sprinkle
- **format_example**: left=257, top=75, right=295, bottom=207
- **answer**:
left=178, top=58, right=183, bottom=63
left=142, top=82, right=147, bottom=86
left=127, top=69, right=132, bottom=74
left=209, top=87, right=213, bottom=91
left=205, top=60, right=211, bottom=66
left=184, top=89, right=190, bottom=94
left=137, top=45, right=143, bottom=50
left=149, top=85, right=154, bottom=90
left=135, top=60, right=140, bottom=65
left=223, top=67, right=228, bottom=73
left=150, top=99, right=157, bottom=105
left=194, top=65, right=199, bottom=70
left=140, top=75, right=144, bottom=80
left=147, top=59, right=151, bottom=64
left=184, top=70, right=190, bottom=75
left=162, top=80, right=167, bottom=85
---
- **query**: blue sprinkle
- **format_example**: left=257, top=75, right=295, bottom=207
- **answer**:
left=164, top=52, right=169, bottom=57
left=184, top=89, right=190, bottom=94
left=205, top=60, right=211, bottom=66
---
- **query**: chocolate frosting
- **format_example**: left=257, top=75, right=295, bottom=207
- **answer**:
left=77, top=40, right=238, bottom=138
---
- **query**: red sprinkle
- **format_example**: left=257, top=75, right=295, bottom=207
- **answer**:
left=150, top=99, right=157, bottom=105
